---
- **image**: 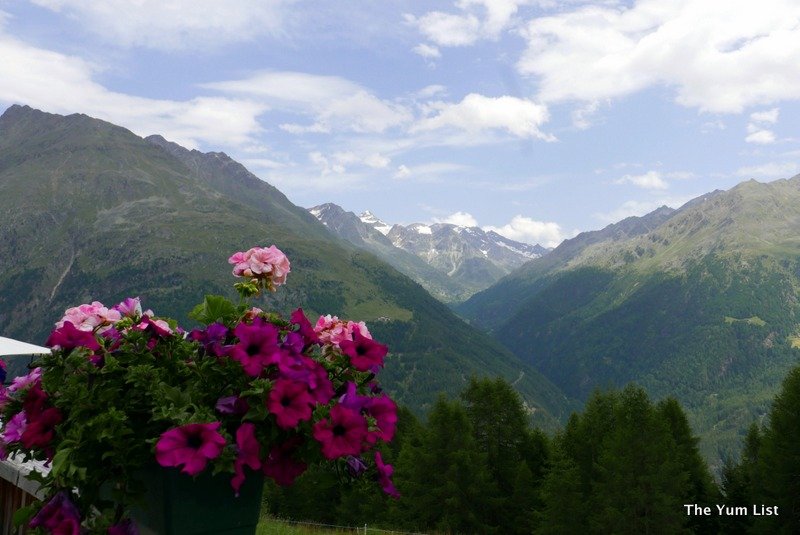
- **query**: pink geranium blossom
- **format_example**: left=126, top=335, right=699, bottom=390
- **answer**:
left=155, top=423, right=226, bottom=476
left=313, top=315, right=371, bottom=347
left=228, top=245, right=291, bottom=286
left=313, top=405, right=368, bottom=459
left=57, top=301, right=121, bottom=333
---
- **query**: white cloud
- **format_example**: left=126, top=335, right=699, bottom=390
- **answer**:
left=517, top=0, right=800, bottom=113
left=308, top=151, right=391, bottom=175
left=736, top=161, right=799, bottom=179
left=745, top=129, right=776, bottom=144
left=596, top=195, right=697, bottom=224
left=750, top=108, right=779, bottom=124
left=206, top=71, right=412, bottom=134
left=484, top=215, right=570, bottom=247
left=415, top=85, right=448, bottom=99
left=571, top=100, right=601, bottom=130
left=394, top=165, right=411, bottom=179
left=410, top=0, right=532, bottom=47
left=413, top=43, right=441, bottom=59
left=29, top=0, right=294, bottom=50
left=435, top=211, right=479, bottom=227
left=614, top=170, right=669, bottom=190
left=0, top=34, right=266, bottom=149
left=412, top=93, right=554, bottom=140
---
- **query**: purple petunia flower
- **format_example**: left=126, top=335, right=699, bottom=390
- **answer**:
left=262, top=437, right=307, bottom=486
left=29, top=491, right=82, bottom=534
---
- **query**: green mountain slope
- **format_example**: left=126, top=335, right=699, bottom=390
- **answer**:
left=0, top=105, right=572, bottom=428
left=460, top=178, right=800, bottom=458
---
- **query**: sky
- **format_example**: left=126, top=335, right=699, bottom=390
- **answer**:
left=1, top=0, right=799, bottom=248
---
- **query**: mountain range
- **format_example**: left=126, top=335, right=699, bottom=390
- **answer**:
left=459, top=178, right=800, bottom=458
left=0, top=104, right=572, bottom=427
left=309, top=202, right=548, bottom=301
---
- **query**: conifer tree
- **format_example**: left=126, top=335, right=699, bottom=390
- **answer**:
left=394, top=395, right=499, bottom=533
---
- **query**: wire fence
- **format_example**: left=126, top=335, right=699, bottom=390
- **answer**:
left=266, top=517, right=428, bottom=534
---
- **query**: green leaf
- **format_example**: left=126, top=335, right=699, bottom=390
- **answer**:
left=188, top=295, right=238, bottom=325
left=13, top=504, right=36, bottom=528
left=51, top=447, right=73, bottom=477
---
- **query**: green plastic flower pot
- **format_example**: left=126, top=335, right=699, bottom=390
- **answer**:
left=132, top=467, right=263, bottom=535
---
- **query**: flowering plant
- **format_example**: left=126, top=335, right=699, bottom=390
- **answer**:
left=0, top=246, right=399, bottom=534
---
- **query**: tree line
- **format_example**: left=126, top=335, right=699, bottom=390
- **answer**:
left=264, top=370, right=800, bottom=534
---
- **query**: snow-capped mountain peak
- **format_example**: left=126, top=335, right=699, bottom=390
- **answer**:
left=359, top=210, right=392, bottom=235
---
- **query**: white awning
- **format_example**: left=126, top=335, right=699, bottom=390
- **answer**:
left=0, top=336, right=51, bottom=356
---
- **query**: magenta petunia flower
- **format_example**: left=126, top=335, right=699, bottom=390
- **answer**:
left=231, top=423, right=261, bottom=495
left=339, top=329, right=388, bottom=372
left=266, top=379, right=314, bottom=429
left=134, top=316, right=173, bottom=338
left=374, top=452, right=400, bottom=499
left=276, top=354, right=333, bottom=403
left=23, top=383, right=48, bottom=418
left=21, top=407, right=63, bottom=449
left=365, top=395, right=398, bottom=443
left=312, top=405, right=368, bottom=459
left=154, top=422, right=226, bottom=476
left=46, top=321, right=101, bottom=352
left=262, top=437, right=307, bottom=486
left=29, top=491, right=82, bottom=535
left=290, top=308, right=320, bottom=346
left=226, top=318, right=281, bottom=376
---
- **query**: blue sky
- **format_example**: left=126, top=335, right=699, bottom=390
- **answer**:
left=1, top=0, right=799, bottom=247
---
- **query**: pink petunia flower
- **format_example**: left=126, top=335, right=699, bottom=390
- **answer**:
left=154, top=422, right=226, bottom=476
left=266, top=379, right=314, bottom=429
left=290, top=308, right=320, bottom=347
left=1, top=411, right=27, bottom=443
left=8, top=367, right=42, bottom=393
left=312, top=405, right=368, bottom=459
left=374, top=452, right=400, bottom=499
left=231, top=423, right=261, bottom=496
left=262, top=437, right=307, bottom=486
left=113, top=297, right=143, bottom=319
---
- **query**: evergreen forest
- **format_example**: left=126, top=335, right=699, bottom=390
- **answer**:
left=265, top=371, right=800, bottom=534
